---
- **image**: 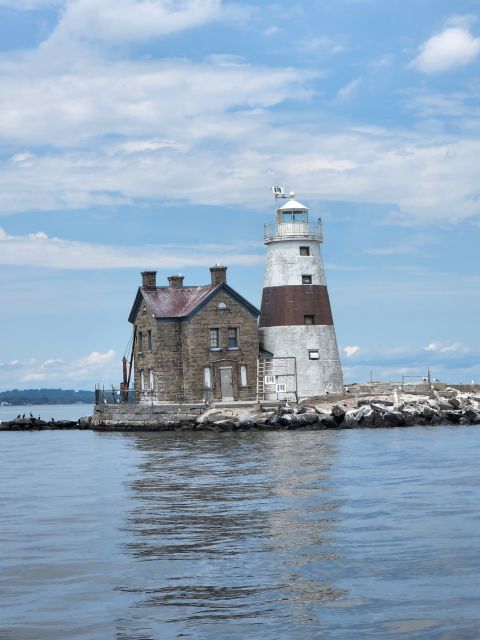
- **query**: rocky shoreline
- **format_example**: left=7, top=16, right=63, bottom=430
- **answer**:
left=2, top=387, right=480, bottom=431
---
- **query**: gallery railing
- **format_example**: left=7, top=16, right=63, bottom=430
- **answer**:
left=264, top=220, right=323, bottom=242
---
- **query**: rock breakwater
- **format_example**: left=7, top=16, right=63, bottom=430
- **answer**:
left=92, top=387, right=480, bottom=431
left=2, top=388, right=480, bottom=431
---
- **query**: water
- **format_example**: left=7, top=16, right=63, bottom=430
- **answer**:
left=0, top=404, right=92, bottom=422
left=0, top=426, right=479, bottom=639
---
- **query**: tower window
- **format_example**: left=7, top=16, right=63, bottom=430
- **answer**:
left=299, top=246, right=310, bottom=256
left=210, top=328, right=220, bottom=349
left=302, top=275, right=312, bottom=284
left=304, top=315, right=315, bottom=325
left=309, top=350, right=320, bottom=360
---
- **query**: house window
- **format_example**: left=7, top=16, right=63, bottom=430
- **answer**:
left=149, top=369, right=154, bottom=390
left=217, top=301, right=227, bottom=310
left=138, top=331, right=143, bottom=353
left=300, top=246, right=310, bottom=256
left=304, top=315, right=314, bottom=325
left=203, top=367, right=212, bottom=388
left=147, top=330, right=152, bottom=351
left=240, top=365, right=247, bottom=387
left=264, top=375, right=276, bottom=385
left=140, top=369, right=145, bottom=390
left=228, top=327, right=238, bottom=349
left=309, top=350, right=320, bottom=360
left=302, top=275, right=312, bottom=284
left=276, top=383, right=287, bottom=393
left=210, top=328, right=220, bottom=349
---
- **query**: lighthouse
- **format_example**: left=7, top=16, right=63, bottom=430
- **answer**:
left=258, top=188, right=343, bottom=398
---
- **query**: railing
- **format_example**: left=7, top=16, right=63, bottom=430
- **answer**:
left=264, top=220, right=323, bottom=242
left=95, top=387, right=137, bottom=405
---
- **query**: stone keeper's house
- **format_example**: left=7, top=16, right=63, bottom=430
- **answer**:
left=128, top=266, right=260, bottom=403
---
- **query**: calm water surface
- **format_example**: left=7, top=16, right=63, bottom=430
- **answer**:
left=0, top=427, right=479, bottom=639
left=0, top=404, right=92, bottom=422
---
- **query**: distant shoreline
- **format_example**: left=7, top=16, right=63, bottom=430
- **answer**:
left=0, top=389, right=94, bottom=406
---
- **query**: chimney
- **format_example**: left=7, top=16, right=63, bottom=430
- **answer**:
left=210, top=265, right=227, bottom=286
left=141, top=270, right=157, bottom=290
left=168, top=275, right=184, bottom=289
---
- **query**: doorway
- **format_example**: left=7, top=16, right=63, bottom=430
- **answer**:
left=220, top=367, right=234, bottom=401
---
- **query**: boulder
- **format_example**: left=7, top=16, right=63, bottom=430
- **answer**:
left=448, top=397, right=461, bottom=409
left=381, top=410, right=405, bottom=428
left=331, top=405, right=345, bottom=424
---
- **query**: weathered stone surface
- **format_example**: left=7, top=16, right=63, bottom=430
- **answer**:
left=381, top=410, right=405, bottom=428
left=448, top=397, right=461, bottom=409
left=331, top=405, right=345, bottom=423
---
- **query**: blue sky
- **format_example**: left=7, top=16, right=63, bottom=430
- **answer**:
left=0, top=0, right=479, bottom=389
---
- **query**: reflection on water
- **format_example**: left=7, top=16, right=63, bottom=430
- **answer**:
left=1, top=427, right=480, bottom=639
left=115, top=432, right=344, bottom=639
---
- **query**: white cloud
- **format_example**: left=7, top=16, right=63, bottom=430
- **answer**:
left=344, top=346, right=360, bottom=357
left=336, top=77, right=362, bottom=102
left=411, top=25, right=480, bottom=74
left=0, top=227, right=264, bottom=269
left=1, top=350, right=119, bottom=388
left=299, top=36, right=347, bottom=55
left=341, top=341, right=479, bottom=384
left=22, top=372, right=47, bottom=382
left=48, top=0, right=243, bottom=45
left=424, top=341, right=470, bottom=355
left=0, top=12, right=478, bottom=226
left=78, top=350, right=116, bottom=366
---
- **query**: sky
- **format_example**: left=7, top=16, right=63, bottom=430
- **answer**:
left=0, top=0, right=479, bottom=390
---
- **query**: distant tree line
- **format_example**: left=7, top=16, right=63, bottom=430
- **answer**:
left=0, top=389, right=94, bottom=405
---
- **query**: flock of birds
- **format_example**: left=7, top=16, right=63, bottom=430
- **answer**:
left=15, top=412, right=56, bottom=422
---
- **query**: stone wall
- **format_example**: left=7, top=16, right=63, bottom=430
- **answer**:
left=180, top=291, right=259, bottom=402
left=132, top=290, right=259, bottom=403
left=133, top=300, right=184, bottom=402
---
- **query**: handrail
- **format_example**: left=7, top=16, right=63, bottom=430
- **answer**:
left=264, top=220, right=323, bottom=242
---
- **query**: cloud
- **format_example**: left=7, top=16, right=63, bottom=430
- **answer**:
left=22, top=372, right=47, bottom=382
left=336, top=77, right=362, bottom=102
left=424, top=341, right=470, bottom=355
left=341, top=341, right=480, bottom=384
left=0, top=11, right=479, bottom=226
left=47, top=0, right=244, bottom=45
left=78, top=350, right=116, bottom=366
left=0, top=350, right=119, bottom=388
left=0, top=227, right=264, bottom=270
left=299, top=36, right=347, bottom=55
left=411, top=24, right=480, bottom=74
left=344, top=345, right=360, bottom=357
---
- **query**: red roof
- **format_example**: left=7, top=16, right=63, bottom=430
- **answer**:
left=141, top=285, right=217, bottom=318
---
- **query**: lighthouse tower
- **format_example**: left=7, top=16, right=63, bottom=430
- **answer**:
left=259, top=188, right=343, bottom=398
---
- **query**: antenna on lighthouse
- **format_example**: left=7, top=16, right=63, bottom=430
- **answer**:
left=271, top=186, right=287, bottom=200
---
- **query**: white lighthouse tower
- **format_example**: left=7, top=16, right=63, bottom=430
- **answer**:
left=258, top=188, right=343, bottom=398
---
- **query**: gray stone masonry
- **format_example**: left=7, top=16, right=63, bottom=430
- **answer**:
left=133, top=291, right=259, bottom=403
left=180, top=291, right=259, bottom=402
